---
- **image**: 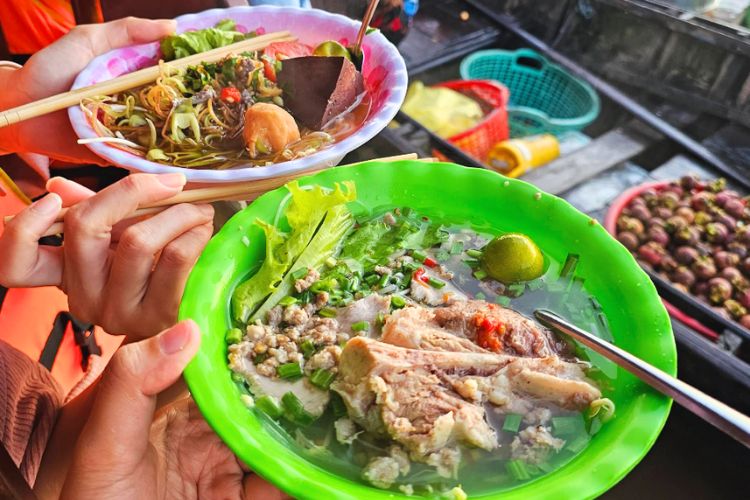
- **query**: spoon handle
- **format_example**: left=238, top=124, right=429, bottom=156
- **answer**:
left=353, top=0, right=381, bottom=56
left=535, top=309, right=750, bottom=448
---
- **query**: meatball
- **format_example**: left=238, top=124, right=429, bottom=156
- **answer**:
left=243, top=103, right=300, bottom=157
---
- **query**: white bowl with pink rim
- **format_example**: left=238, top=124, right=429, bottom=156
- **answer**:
left=68, top=6, right=408, bottom=183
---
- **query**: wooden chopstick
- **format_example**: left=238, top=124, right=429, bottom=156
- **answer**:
left=5, top=154, right=436, bottom=237
left=0, top=31, right=294, bottom=128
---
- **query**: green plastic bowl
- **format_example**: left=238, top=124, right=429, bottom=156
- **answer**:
left=179, top=161, right=675, bottom=500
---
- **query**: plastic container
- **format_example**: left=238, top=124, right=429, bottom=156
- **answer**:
left=180, top=160, right=675, bottom=500
left=487, top=134, right=560, bottom=177
left=68, top=6, right=408, bottom=183
left=460, top=49, right=600, bottom=137
left=432, top=80, right=510, bottom=162
left=604, top=179, right=750, bottom=343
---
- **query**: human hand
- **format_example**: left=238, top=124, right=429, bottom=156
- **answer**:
left=0, top=173, right=213, bottom=339
left=0, top=17, right=176, bottom=164
left=61, top=320, right=288, bottom=500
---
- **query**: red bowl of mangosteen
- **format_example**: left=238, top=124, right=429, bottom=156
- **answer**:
left=604, top=175, right=750, bottom=338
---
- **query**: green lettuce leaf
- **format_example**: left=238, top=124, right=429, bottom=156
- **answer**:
left=231, top=221, right=287, bottom=323
left=161, top=19, right=246, bottom=61
left=231, top=181, right=356, bottom=322
left=252, top=204, right=354, bottom=322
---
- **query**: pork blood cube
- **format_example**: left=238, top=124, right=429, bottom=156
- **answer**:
left=277, top=56, right=364, bottom=130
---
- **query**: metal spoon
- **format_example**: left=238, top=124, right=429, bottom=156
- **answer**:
left=535, top=309, right=750, bottom=448
left=352, top=0, right=381, bottom=58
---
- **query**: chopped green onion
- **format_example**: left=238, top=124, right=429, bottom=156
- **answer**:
left=473, top=270, right=488, bottom=280
left=377, top=274, right=389, bottom=288
left=412, top=250, right=427, bottom=263
left=352, top=320, right=370, bottom=332
left=278, top=362, right=303, bottom=379
left=349, top=276, right=360, bottom=291
left=537, top=461, right=555, bottom=473
left=300, top=339, right=316, bottom=358
left=427, top=277, right=446, bottom=289
left=281, top=392, right=316, bottom=426
left=365, top=274, right=380, bottom=286
left=390, top=295, right=406, bottom=309
left=291, top=267, right=309, bottom=280
left=507, top=283, right=525, bottom=297
left=506, top=459, right=531, bottom=481
left=463, top=259, right=480, bottom=269
left=436, top=250, right=450, bottom=262
left=560, top=253, right=579, bottom=278
left=255, top=395, right=282, bottom=419
left=329, top=393, right=348, bottom=418
left=565, top=434, right=590, bottom=453
left=402, top=262, right=420, bottom=273
left=309, top=368, right=336, bottom=389
left=475, top=292, right=486, bottom=301
left=451, top=241, right=464, bottom=255
left=495, top=295, right=511, bottom=306
left=467, top=248, right=483, bottom=258
left=376, top=312, right=386, bottom=325
left=231, top=372, right=245, bottom=384
left=278, top=296, right=298, bottom=307
left=502, top=413, right=523, bottom=433
left=253, top=352, right=269, bottom=364
left=225, top=327, right=243, bottom=345
left=298, top=290, right=314, bottom=304
left=552, top=415, right=585, bottom=435
left=319, top=307, right=337, bottom=318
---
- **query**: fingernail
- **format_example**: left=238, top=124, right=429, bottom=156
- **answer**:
left=159, top=324, right=191, bottom=354
left=157, top=173, right=186, bottom=189
left=31, top=194, right=62, bottom=216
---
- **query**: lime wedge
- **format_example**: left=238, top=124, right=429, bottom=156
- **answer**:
left=481, top=233, right=545, bottom=283
left=313, top=40, right=352, bottom=60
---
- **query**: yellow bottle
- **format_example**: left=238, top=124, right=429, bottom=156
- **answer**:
left=487, top=134, right=560, bottom=178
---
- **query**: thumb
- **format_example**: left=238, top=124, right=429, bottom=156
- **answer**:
left=93, top=17, right=178, bottom=55
left=0, top=193, right=63, bottom=287
left=72, top=321, right=201, bottom=468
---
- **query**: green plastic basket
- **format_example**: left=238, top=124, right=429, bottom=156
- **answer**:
left=460, top=49, right=600, bottom=137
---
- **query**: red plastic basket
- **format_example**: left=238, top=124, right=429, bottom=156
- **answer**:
left=432, top=80, right=510, bottom=163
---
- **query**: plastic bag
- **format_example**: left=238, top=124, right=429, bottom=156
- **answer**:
left=401, top=81, right=483, bottom=138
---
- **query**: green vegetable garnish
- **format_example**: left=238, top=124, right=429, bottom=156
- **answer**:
left=351, top=321, right=370, bottom=332
left=231, top=182, right=356, bottom=322
left=278, top=296, right=298, bottom=307
left=290, top=267, right=309, bottom=280
left=255, top=394, right=282, bottom=419
left=506, top=460, right=531, bottom=481
left=318, top=307, right=337, bottom=318
left=225, top=327, right=243, bottom=345
left=300, top=339, right=317, bottom=358
left=502, top=413, right=523, bottom=433
left=309, top=368, right=336, bottom=389
left=552, top=415, right=585, bottom=435
left=278, top=362, right=303, bottom=379
left=390, top=295, right=406, bottom=309
left=282, top=392, right=316, bottom=426
left=160, top=19, right=250, bottom=61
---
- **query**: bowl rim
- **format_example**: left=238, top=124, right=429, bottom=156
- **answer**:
left=67, top=5, right=408, bottom=183
left=180, top=160, right=675, bottom=499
